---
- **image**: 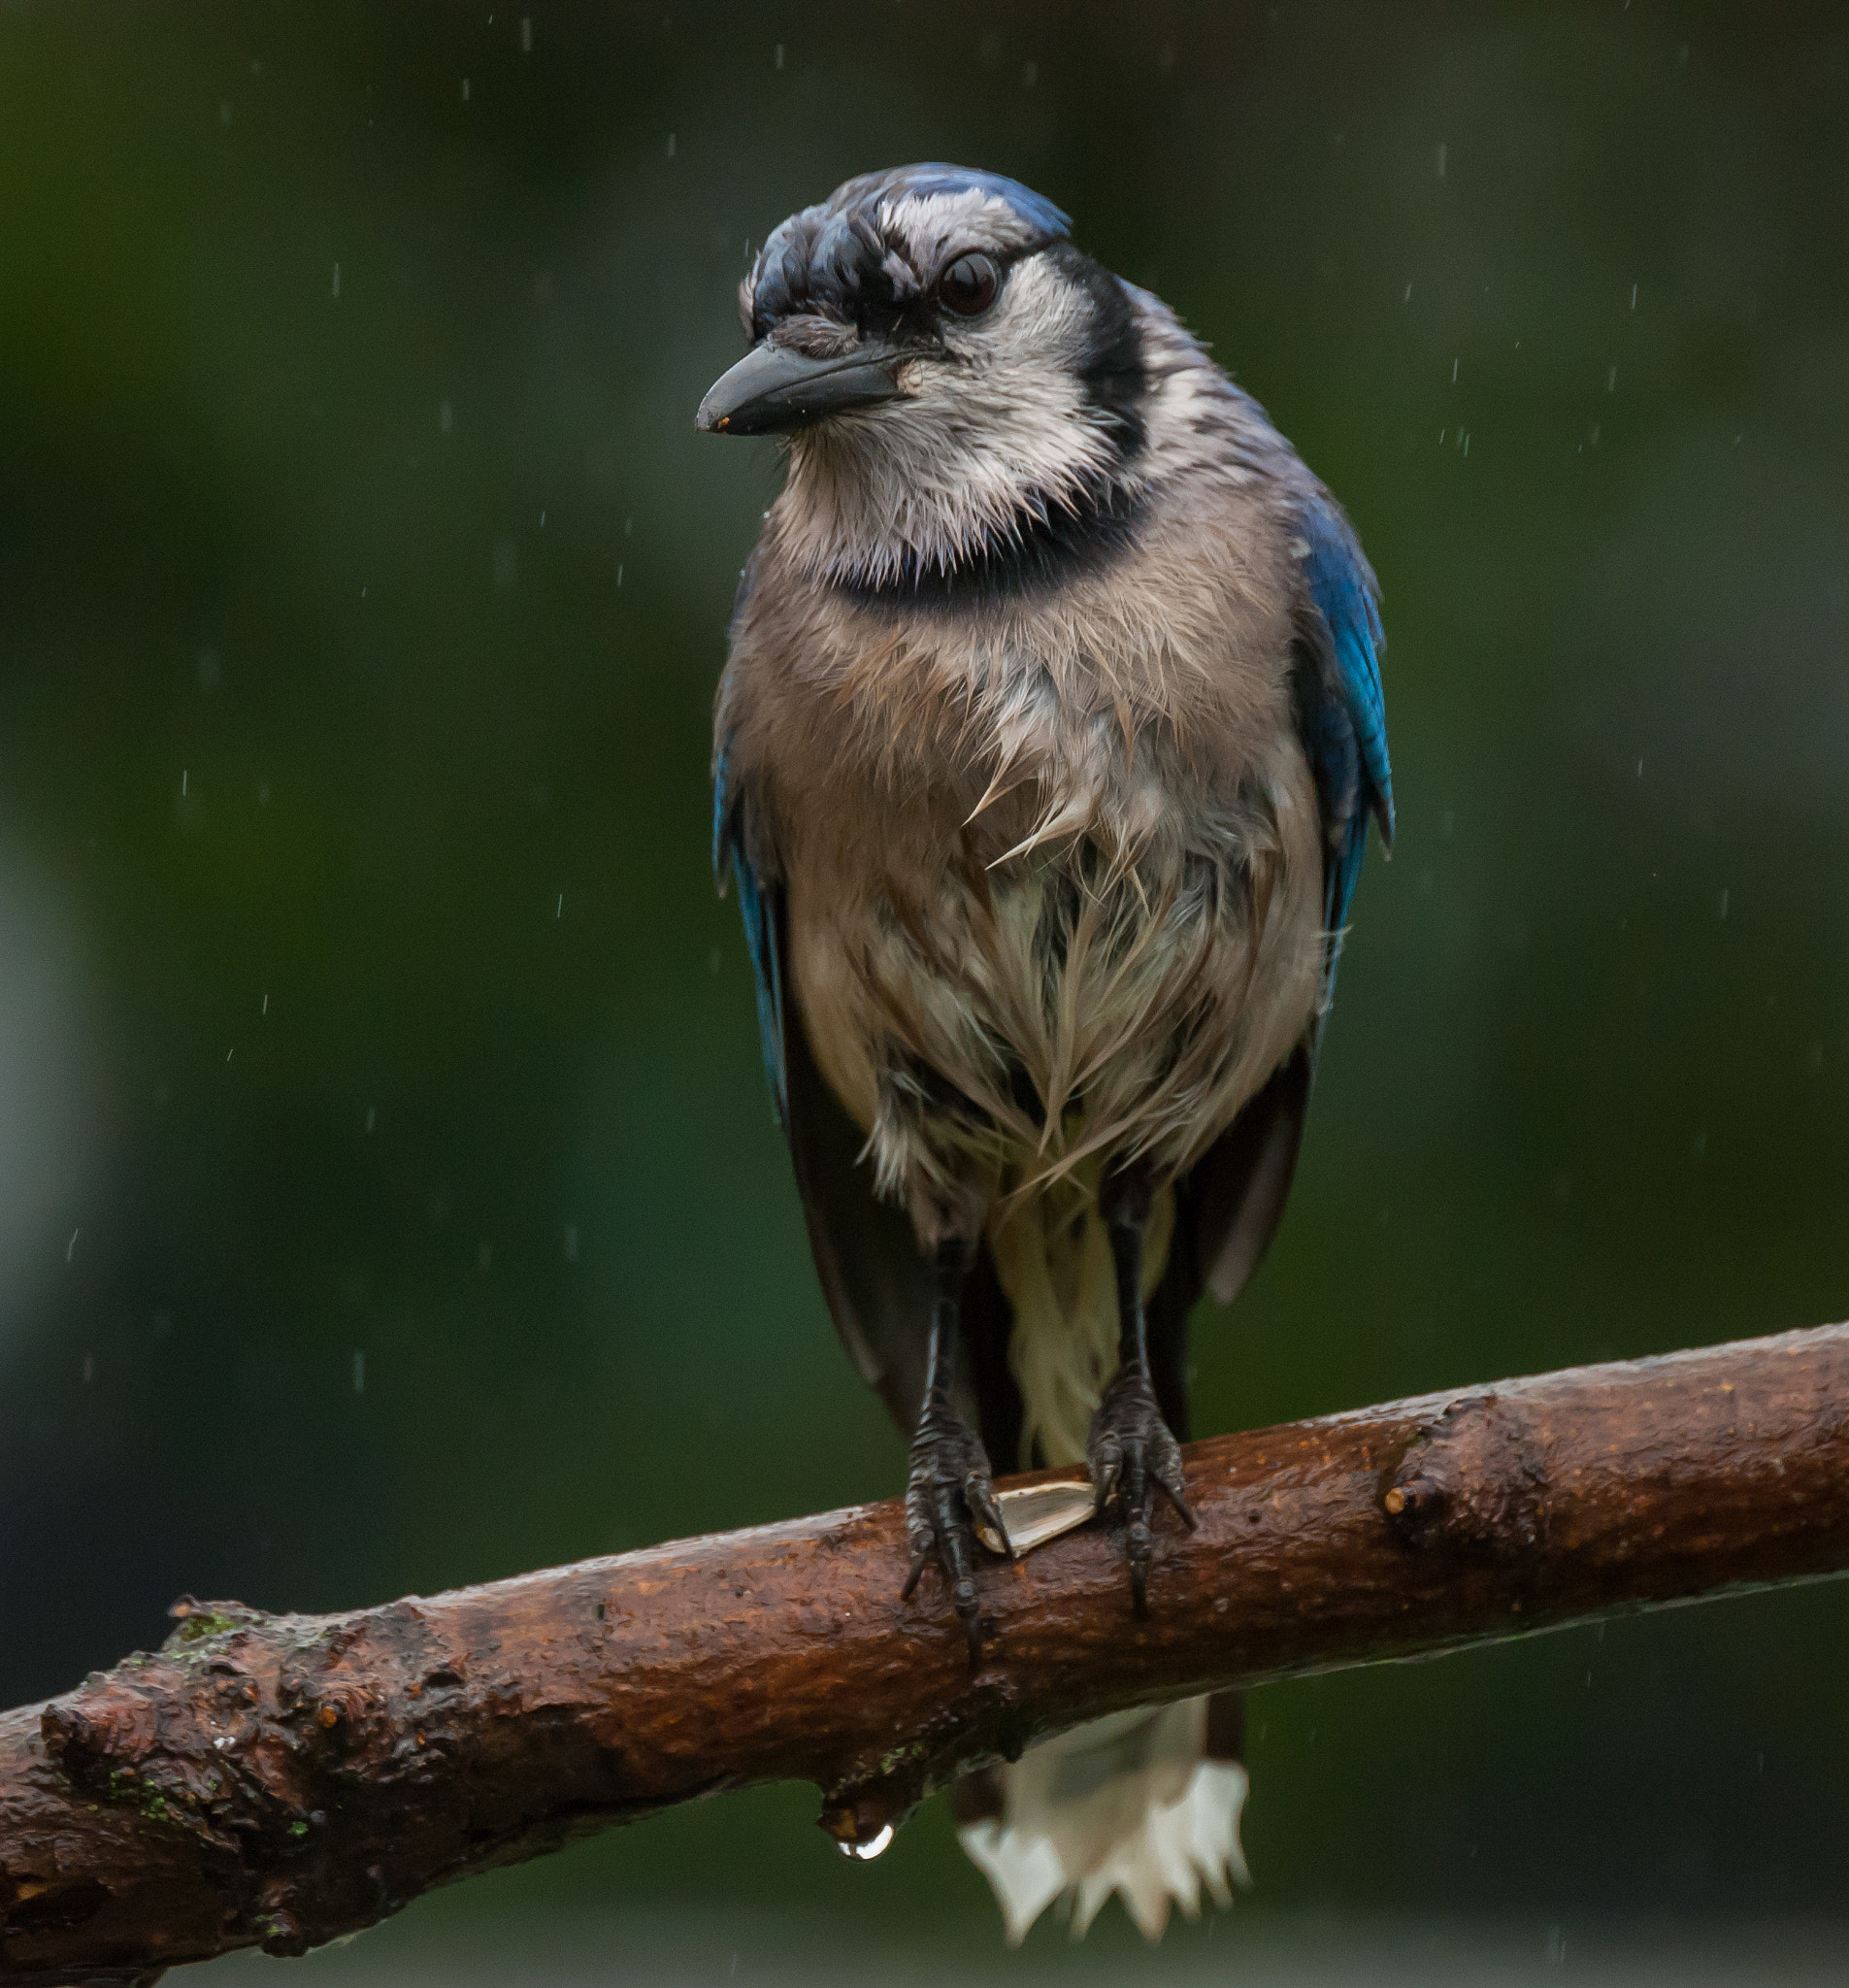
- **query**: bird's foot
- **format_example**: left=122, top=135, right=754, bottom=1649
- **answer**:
left=901, top=1393, right=1011, bottom=1663
left=1087, top=1366, right=1196, bottom=1615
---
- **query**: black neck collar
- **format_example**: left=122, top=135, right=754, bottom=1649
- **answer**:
left=835, top=477, right=1145, bottom=613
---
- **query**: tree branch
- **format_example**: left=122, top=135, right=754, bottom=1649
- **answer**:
left=6, top=1323, right=1848, bottom=1984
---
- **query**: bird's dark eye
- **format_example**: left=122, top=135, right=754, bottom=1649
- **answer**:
left=938, top=252, right=999, bottom=318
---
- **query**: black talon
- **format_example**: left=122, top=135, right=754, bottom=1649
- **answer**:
left=1088, top=1173, right=1197, bottom=1614
left=900, top=1240, right=1008, bottom=1662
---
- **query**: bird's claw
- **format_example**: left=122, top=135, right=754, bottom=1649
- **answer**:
left=1087, top=1366, right=1196, bottom=1614
left=901, top=1393, right=1011, bottom=1663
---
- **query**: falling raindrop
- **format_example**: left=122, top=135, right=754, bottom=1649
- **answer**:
left=840, top=1824, right=894, bottom=1861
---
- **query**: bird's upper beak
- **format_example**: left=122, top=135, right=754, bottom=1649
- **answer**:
left=695, top=339, right=906, bottom=436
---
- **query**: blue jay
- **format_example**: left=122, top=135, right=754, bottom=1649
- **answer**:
left=701, top=165, right=1391, bottom=1939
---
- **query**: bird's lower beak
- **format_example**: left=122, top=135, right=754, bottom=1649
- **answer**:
left=695, top=339, right=905, bottom=436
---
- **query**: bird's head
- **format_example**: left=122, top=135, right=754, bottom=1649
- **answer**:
left=697, top=164, right=1148, bottom=588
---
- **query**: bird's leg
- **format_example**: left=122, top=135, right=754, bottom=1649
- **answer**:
left=1088, top=1169, right=1197, bottom=1614
left=900, top=1236, right=1011, bottom=1662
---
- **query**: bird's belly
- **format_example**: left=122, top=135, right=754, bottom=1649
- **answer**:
left=787, top=748, right=1324, bottom=1213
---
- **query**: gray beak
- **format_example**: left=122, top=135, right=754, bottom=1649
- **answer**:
left=695, top=339, right=906, bottom=436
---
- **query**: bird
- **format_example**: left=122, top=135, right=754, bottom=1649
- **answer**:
left=699, top=164, right=1391, bottom=1942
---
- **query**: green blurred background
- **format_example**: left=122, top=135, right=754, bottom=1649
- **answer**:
left=3, top=0, right=1848, bottom=1971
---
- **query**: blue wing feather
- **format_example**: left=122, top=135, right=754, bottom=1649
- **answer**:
left=713, top=732, right=787, bottom=1126
left=1297, top=491, right=1393, bottom=997
left=713, top=548, right=788, bottom=1124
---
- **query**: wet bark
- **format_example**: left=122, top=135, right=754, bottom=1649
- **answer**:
left=5, top=1323, right=1848, bottom=1984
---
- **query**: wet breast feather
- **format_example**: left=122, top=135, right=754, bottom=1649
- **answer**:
left=766, top=557, right=1325, bottom=1247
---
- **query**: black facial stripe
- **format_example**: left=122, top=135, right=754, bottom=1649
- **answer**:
left=753, top=236, right=1047, bottom=348
left=836, top=480, right=1145, bottom=613
left=1045, top=242, right=1148, bottom=463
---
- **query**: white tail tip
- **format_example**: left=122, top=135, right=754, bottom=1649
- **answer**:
left=957, top=1699, right=1250, bottom=1944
